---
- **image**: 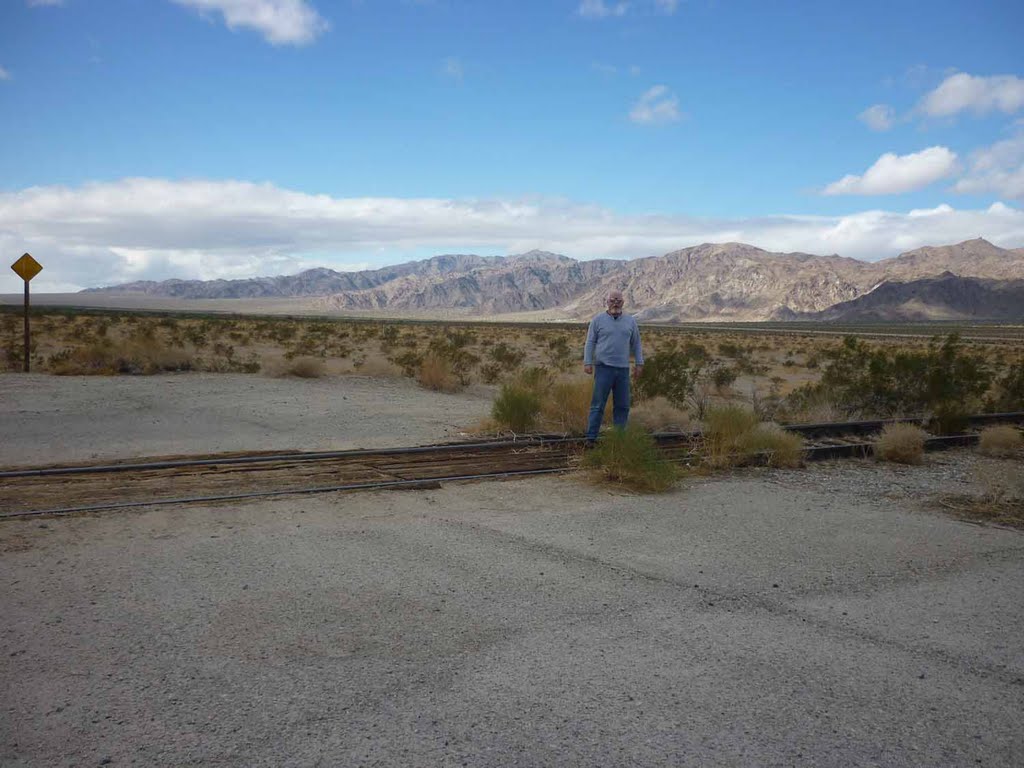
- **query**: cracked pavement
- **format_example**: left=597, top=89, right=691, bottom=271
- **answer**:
left=2, top=458, right=1023, bottom=766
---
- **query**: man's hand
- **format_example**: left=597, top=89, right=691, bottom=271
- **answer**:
left=633, top=364, right=643, bottom=380
left=584, top=364, right=593, bottom=375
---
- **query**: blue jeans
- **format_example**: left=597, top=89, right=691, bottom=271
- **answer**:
left=587, top=364, right=630, bottom=441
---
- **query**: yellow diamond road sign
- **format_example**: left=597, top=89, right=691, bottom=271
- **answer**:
left=11, top=253, right=43, bottom=282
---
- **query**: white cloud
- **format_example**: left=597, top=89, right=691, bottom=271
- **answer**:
left=0, top=66, right=11, bottom=81
left=654, top=0, right=679, bottom=13
left=171, top=0, right=328, bottom=46
left=823, top=146, right=959, bottom=196
left=577, top=0, right=628, bottom=19
left=629, top=85, right=681, bottom=125
left=858, top=104, right=894, bottom=132
left=920, top=72, right=1024, bottom=118
left=27, top=0, right=64, bottom=6
left=953, top=132, right=1024, bottom=199
left=1, top=178, right=1022, bottom=292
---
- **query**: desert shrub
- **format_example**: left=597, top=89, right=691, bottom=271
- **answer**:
left=48, top=340, right=192, bottom=375
left=491, top=384, right=542, bottom=433
left=282, top=357, right=325, bottom=378
left=540, top=379, right=591, bottom=435
left=389, top=350, right=424, bottom=378
left=427, top=331, right=479, bottom=384
left=735, top=423, right=804, bottom=468
left=546, top=336, right=575, bottom=370
left=630, top=396, right=693, bottom=433
left=417, top=354, right=463, bottom=393
left=977, top=425, right=1023, bottom=458
left=874, top=423, right=927, bottom=464
left=635, top=349, right=703, bottom=408
left=488, top=342, right=526, bottom=370
left=581, top=424, right=679, bottom=493
left=539, top=378, right=613, bottom=435
left=515, top=366, right=554, bottom=396
left=711, top=365, right=738, bottom=391
left=987, top=361, right=1024, bottom=412
left=479, top=363, right=504, bottom=384
left=790, top=334, right=990, bottom=419
left=700, top=405, right=761, bottom=467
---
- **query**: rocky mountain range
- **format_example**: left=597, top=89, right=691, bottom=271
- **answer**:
left=84, top=238, right=1024, bottom=322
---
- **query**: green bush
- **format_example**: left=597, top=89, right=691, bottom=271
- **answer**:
left=789, top=334, right=990, bottom=419
left=635, top=349, right=704, bottom=407
left=988, top=361, right=1024, bottom=412
left=491, top=384, right=542, bottom=433
left=582, top=425, right=679, bottom=493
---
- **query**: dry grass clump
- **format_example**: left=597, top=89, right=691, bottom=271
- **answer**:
left=417, top=355, right=463, bottom=393
left=735, top=422, right=804, bottom=468
left=540, top=379, right=592, bottom=435
left=581, top=425, right=679, bottom=493
left=536, top=377, right=615, bottom=435
left=874, top=423, right=927, bottom=464
left=977, top=425, right=1023, bottom=458
left=937, top=462, right=1024, bottom=528
left=351, top=356, right=401, bottom=378
left=48, top=340, right=192, bottom=375
left=491, top=384, right=542, bottom=433
left=281, top=356, right=326, bottom=378
left=700, top=405, right=761, bottom=467
left=630, top=396, right=693, bottom=433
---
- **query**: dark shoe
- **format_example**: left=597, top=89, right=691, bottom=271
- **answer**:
left=584, top=439, right=598, bottom=450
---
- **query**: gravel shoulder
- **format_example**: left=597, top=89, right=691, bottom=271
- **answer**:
left=0, top=373, right=495, bottom=467
left=2, top=451, right=1022, bottom=767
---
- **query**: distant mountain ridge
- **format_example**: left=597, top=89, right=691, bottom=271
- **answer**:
left=797, top=273, right=1024, bottom=322
left=85, top=239, right=1024, bottom=322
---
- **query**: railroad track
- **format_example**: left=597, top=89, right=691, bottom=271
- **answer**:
left=2, top=413, right=1022, bottom=519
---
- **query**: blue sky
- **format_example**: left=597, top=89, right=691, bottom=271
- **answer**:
left=1, top=0, right=1023, bottom=291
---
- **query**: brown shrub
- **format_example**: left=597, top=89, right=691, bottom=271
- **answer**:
left=977, top=425, right=1023, bottom=458
left=735, top=423, right=804, bottom=468
left=538, top=378, right=612, bottom=435
left=417, top=354, right=462, bottom=393
left=49, top=340, right=192, bottom=376
left=630, top=396, right=693, bottom=433
left=874, top=423, right=927, bottom=464
left=283, top=357, right=326, bottom=378
left=351, top=356, right=402, bottom=378
left=700, top=405, right=760, bottom=467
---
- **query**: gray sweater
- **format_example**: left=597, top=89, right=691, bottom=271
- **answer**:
left=583, top=312, right=644, bottom=368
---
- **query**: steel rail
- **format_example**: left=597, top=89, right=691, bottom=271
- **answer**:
left=0, top=468, right=568, bottom=519
left=2, top=412, right=1021, bottom=480
left=0, top=436, right=582, bottom=479
left=0, top=434, right=992, bottom=521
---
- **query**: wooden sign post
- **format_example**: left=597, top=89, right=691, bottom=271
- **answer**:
left=10, top=253, right=43, bottom=372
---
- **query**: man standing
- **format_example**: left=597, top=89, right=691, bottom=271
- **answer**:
left=583, top=290, right=644, bottom=445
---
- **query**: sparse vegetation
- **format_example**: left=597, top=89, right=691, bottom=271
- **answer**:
left=491, top=384, right=542, bottom=433
left=735, top=422, right=804, bottom=468
left=417, top=354, right=463, bottom=393
left=630, top=396, right=693, bottom=433
left=700, top=405, right=761, bottom=468
left=3, top=308, right=1022, bottom=439
left=581, top=424, right=679, bottom=493
left=977, top=425, right=1023, bottom=458
left=280, top=357, right=326, bottom=378
left=874, top=423, right=927, bottom=465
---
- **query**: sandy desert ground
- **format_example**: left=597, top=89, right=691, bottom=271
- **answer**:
left=1, top=371, right=1022, bottom=766
left=0, top=373, right=495, bottom=468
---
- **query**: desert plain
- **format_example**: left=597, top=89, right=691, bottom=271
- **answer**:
left=1, top=308, right=1023, bottom=767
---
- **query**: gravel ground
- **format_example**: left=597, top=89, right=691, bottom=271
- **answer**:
left=0, top=373, right=494, bottom=467
left=2, top=451, right=1022, bottom=767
